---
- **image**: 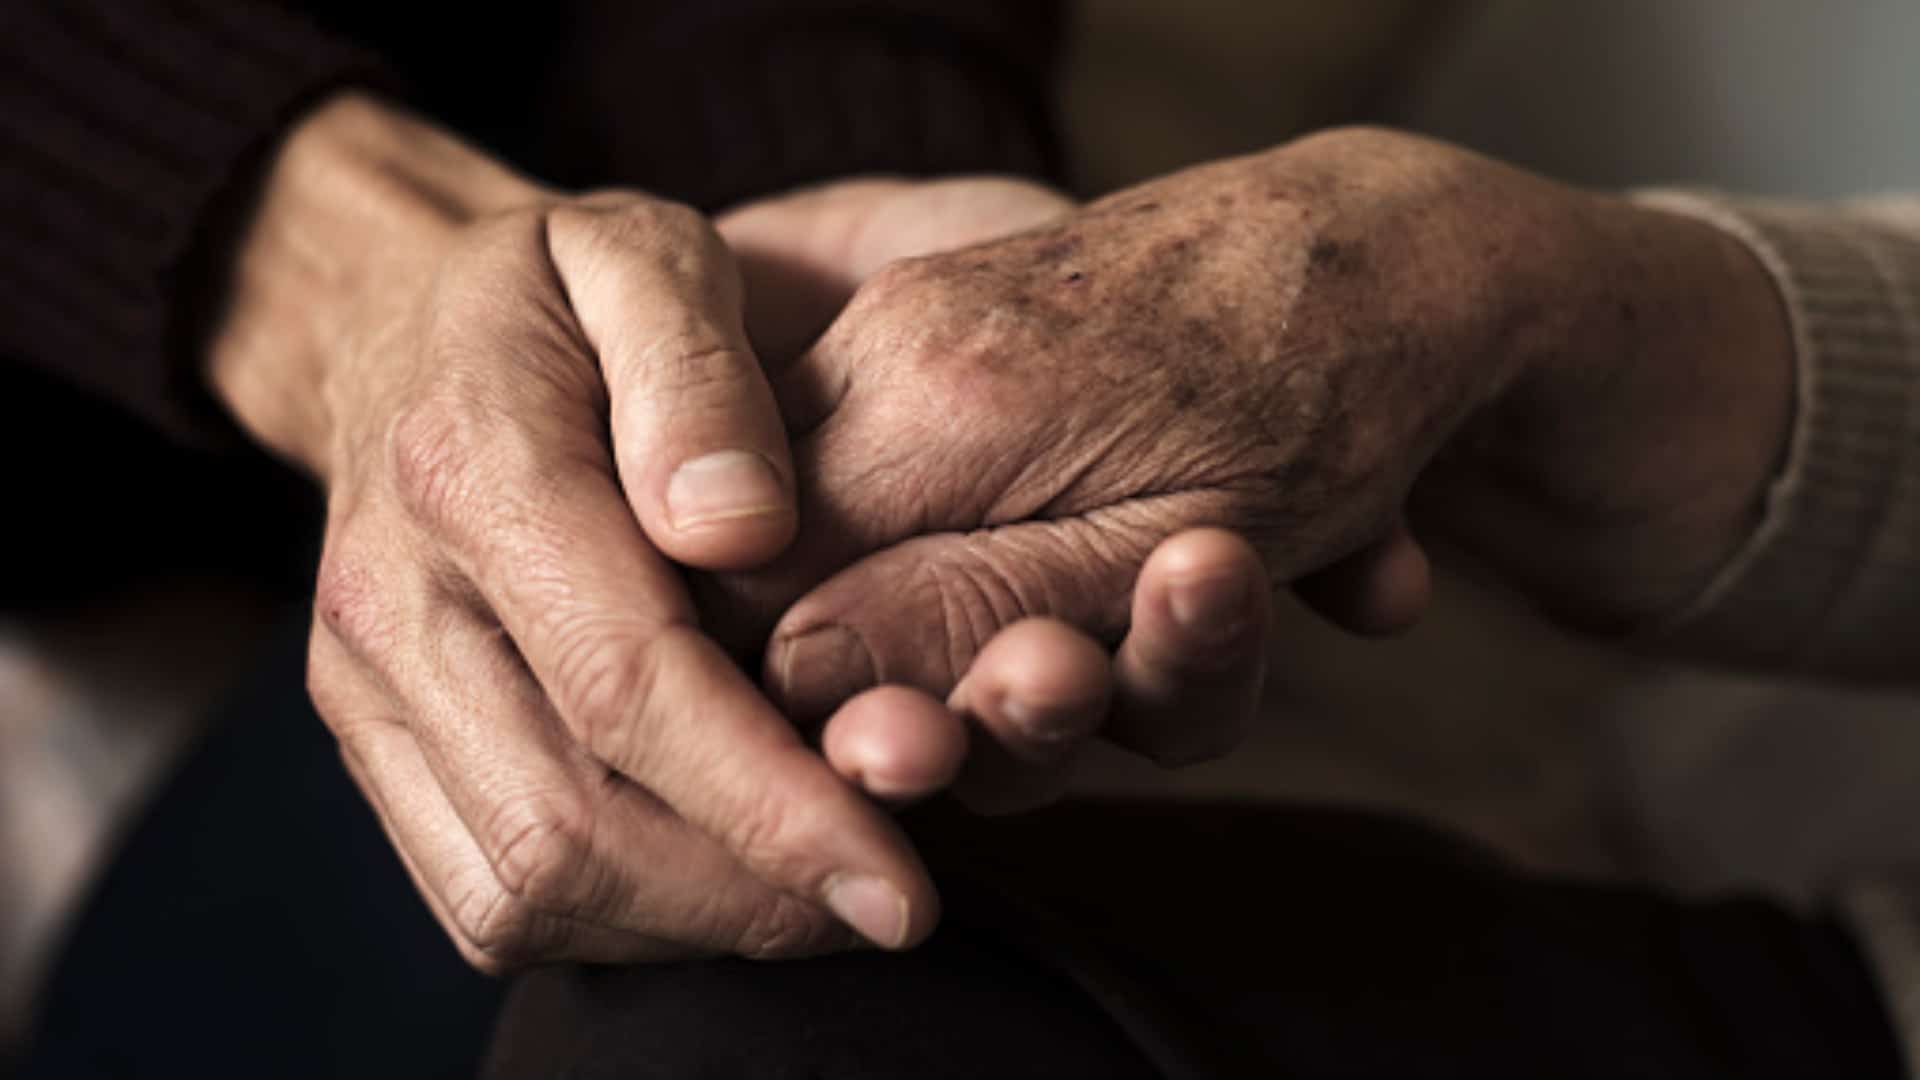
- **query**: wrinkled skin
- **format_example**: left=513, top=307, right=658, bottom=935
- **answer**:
left=717, top=177, right=1284, bottom=803
left=714, top=127, right=1790, bottom=721
left=721, top=131, right=1511, bottom=717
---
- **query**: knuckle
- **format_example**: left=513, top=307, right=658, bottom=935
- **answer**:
left=313, top=547, right=400, bottom=661
left=452, top=937, right=513, bottom=978
left=627, top=336, right=759, bottom=405
left=546, top=616, right=675, bottom=767
left=556, top=196, right=722, bottom=273
left=856, top=256, right=931, bottom=310
left=732, top=895, right=837, bottom=960
left=836, top=259, right=936, bottom=345
left=303, top=643, right=354, bottom=724
left=636, top=199, right=713, bottom=245
left=717, top=785, right=822, bottom=886
left=449, top=873, right=538, bottom=970
left=483, top=793, right=592, bottom=914
left=907, top=553, right=1026, bottom=688
left=385, top=394, right=489, bottom=534
left=326, top=718, right=380, bottom=778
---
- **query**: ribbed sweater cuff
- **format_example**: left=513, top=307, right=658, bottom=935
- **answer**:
left=1630, top=191, right=1920, bottom=680
left=0, top=1, right=393, bottom=443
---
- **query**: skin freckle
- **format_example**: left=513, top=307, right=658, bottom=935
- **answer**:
left=1030, top=235, right=1085, bottom=263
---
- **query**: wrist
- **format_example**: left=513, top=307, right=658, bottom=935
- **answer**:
left=1425, top=187, right=1796, bottom=628
left=204, top=92, right=544, bottom=474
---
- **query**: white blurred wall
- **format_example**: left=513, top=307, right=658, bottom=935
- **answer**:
left=1401, top=0, right=1920, bottom=197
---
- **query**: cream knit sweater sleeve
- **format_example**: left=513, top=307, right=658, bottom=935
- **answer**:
left=1631, top=191, right=1920, bottom=682
left=1636, top=192, right=1920, bottom=1073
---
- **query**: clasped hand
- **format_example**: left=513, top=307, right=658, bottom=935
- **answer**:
left=215, top=101, right=1788, bottom=972
left=214, top=96, right=1298, bottom=971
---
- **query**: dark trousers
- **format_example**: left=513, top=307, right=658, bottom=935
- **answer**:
left=20, top=614, right=1904, bottom=1079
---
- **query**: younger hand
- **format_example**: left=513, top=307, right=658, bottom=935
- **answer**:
left=209, top=97, right=946, bottom=969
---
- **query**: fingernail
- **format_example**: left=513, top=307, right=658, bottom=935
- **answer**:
left=666, top=450, right=787, bottom=531
left=824, top=874, right=910, bottom=949
left=1000, top=697, right=1087, bottom=747
left=1168, top=573, right=1251, bottom=642
left=773, top=625, right=874, bottom=720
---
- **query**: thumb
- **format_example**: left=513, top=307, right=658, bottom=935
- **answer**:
left=548, top=199, right=797, bottom=573
left=764, top=517, right=1148, bottom=722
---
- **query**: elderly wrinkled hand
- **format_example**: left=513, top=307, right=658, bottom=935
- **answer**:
left=209, top=95, right=962, bottom=969
left=714, top=178, right=1280, bottom=813
left=728, top=126, right=1793, bottom=761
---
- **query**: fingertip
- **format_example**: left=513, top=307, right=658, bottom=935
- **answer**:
left=1295, top=525, right=1431, bottom=637
left=951, top=618, right=1111, bottom=755
left=822, top=686, right=968, bottom=804
left=1362, top=528, right=1432, bottom=634
left=822, top=855, right=944, bottom=951
left=1104, top=531, right=1268, bottom=769
left=656, top=448, right=798, bottom=569
left=1144, top=527, right=1268, bottom=583
left=1134, top=529, right=1271, bottom=668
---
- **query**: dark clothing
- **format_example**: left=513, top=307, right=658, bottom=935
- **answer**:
left=0, top=0, right=1062, bottom=607
left=488, top=804, right=1906, bottom=1079
left=0, top=0, right=1062, bottom=438
left=18, top=614, right=502, bottom=1080
left=22, top=614, right=1905, bottom=1079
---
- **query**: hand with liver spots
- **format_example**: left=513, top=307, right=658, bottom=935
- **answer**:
left=713, top=177, right=1279, bottom=811
left=718, top=127, right=1794, bottom=769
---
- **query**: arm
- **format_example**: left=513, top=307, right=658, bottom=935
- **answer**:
left=0, top=0, right=1067, bottom=440
left=698, top=127, right=1914, bottom=744
left=0, top=0, right=392, bottom=439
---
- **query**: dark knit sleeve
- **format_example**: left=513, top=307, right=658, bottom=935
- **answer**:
left=531, top=0, right=1067, bottom=210
left=0, top=1, right=393, bottom=440
left=0, top=1, right=1064, bottom=443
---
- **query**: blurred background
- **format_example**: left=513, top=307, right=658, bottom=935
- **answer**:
left=4, top=0, right=1917, bottom=1068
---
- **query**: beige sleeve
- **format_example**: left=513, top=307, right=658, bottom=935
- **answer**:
left=1629, top=191, right=1920, bottom=682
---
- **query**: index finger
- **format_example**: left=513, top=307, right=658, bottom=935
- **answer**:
left=487, top=467, right=935, bottom=949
